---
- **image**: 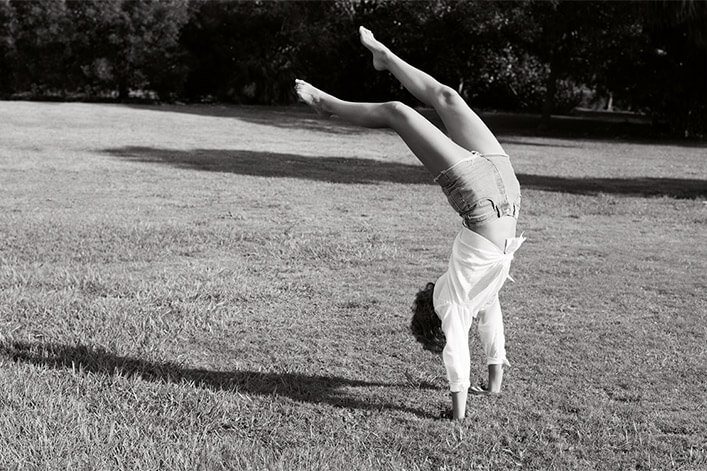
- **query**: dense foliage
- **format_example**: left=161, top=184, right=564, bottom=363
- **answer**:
left=0, top=0, right=704, bottom=136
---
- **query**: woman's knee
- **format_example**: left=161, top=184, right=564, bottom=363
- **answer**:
left=380, top=100, right=413, bottom=124
left=437, top=85, right=462, bottom=107
left=382, top=100, right=409, bottom=116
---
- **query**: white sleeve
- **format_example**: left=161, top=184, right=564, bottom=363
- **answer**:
left=438, top=304, right=472, bottom=393
left=477, top=295, right=510, bottom=367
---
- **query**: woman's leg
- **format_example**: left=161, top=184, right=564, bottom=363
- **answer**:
left=359, top=26, right=504, bottom=156
left=295, top=79, right=473, bottom=175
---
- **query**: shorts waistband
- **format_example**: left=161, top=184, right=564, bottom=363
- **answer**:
left=433, top=152, right=509, bottom=183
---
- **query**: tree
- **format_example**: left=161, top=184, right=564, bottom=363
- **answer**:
left=65, top=0, right=126, bottom=97
left=180, top=1, right=287, bottom=103
left=10, top=0, right=73, bottom=95
left=634, top=1, right=707, bottom=136
left=98, top=0, right=190, bottom=101
left=511, top=1, right=644, bottom=126
left=0, top=0, right=16, bottom=94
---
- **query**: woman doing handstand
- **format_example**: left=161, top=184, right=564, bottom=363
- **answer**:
left=296, top=27, right=524, bottom=421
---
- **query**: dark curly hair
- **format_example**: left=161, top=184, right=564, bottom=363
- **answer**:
left=410, top=282, right=445, bottom=353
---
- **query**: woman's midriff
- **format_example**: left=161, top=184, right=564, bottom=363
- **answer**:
left=468, top=215, right=517, bottom=251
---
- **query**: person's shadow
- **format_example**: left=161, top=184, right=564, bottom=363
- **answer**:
left=1, top=341, right=441, bottom=418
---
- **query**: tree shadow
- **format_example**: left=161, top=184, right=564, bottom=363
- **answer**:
left=103, top=145, right=706, bottom=198
left=500, top=139, right=579, bottom=149
left=518, top=174, right=707, bottom=199
left=103, top=146, right=433, bottom=184
left=1, top=340, right=439, bottom=418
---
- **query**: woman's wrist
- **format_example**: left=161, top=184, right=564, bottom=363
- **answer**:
left=451, top=390, right=467, bottom=420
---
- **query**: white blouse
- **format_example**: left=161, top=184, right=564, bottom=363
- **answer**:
left=433, top=228, right=525, bottom=392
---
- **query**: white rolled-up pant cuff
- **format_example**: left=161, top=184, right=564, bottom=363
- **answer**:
left=487, top=357, right=511, bottom=367
left=449, top=381, right=470, bottom=393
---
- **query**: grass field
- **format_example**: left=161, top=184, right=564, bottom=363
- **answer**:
left=0, top=101, right=705, bottom=470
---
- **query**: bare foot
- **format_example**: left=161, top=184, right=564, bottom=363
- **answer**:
left=359, top=26, right=390, bottom=71
left=294, top=79, right=329, bottom=117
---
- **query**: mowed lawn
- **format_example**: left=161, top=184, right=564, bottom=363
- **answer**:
left=0, top=101, right=705, bottom=470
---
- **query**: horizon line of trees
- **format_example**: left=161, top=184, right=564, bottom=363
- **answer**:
left=0, top=0, right=705, bottom=136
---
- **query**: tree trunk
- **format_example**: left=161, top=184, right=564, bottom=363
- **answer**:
left=539, top=64, right=558, bottom=131
left=117, top=67, right=129, bottom=102
left=118, top=79, right=128, bottom=101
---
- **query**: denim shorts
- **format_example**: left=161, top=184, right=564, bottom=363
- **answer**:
left=434, top=152, right=521, bottom=227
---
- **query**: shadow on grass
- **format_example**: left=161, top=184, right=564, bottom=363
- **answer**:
left=2, top=341, right=440, bottom=419
left=519, top=174, right=707, bottom=199
left=500, top=139, right=579, bottom=149
left=104, top=146, right=432, bottom=184
left=104, top=146, right=707, bottom=198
